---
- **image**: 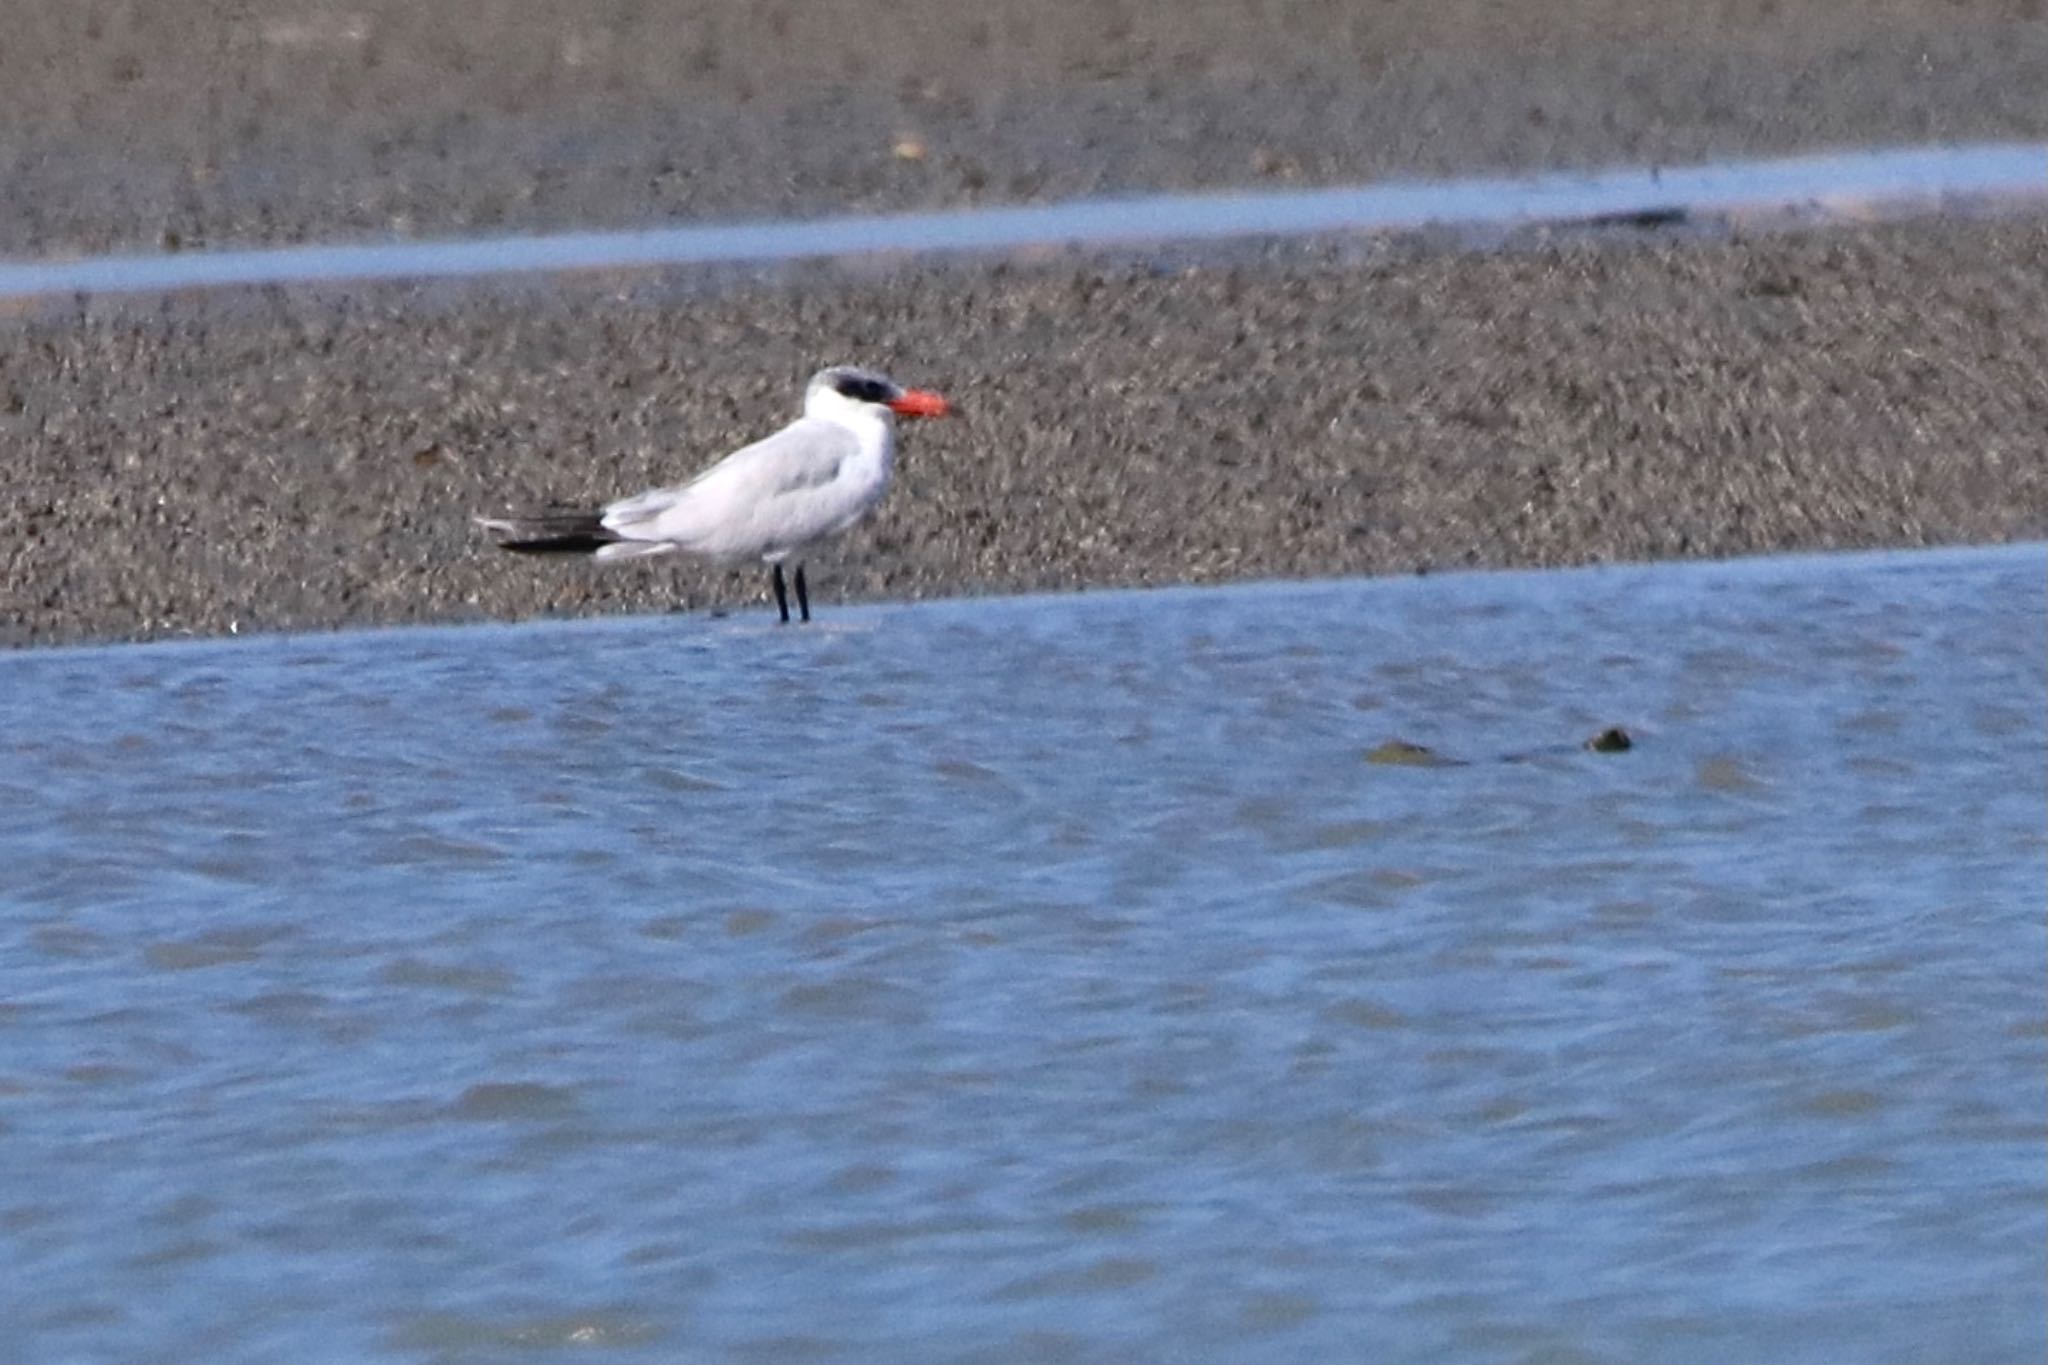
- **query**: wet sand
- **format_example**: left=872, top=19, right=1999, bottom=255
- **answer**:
left=4, top=216, right=2044, bottom=646
left=2, top=0, right=2045, bottom=255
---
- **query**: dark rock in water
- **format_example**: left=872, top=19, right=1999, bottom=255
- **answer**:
left=1366, top=739, right=1458, bottom=767
left=1586, top=727, right=1633, bottom=753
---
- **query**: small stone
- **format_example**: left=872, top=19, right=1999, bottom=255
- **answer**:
left=892, top=137, right=927, bottom=162
left=1585, top=726, right=1633, bottom=753
left=1251, top=148, right=1297, bottom=178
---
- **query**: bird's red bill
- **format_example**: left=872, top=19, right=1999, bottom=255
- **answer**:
left=888, top=389, right=951, bottom=418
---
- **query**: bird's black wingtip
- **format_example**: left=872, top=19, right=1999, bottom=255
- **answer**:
left=476, top=510, right=619, bottom=554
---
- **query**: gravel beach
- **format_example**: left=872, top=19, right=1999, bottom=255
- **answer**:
left=2, top=0, right=2045, bottom=255
left=2, top=0, right=2044, bottom=646
left=3, top=216, right=2044, bottom=646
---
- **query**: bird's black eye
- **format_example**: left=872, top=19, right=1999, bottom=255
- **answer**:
left=836, top=376, right=889, bottom=403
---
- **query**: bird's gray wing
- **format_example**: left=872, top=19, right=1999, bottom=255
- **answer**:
left=601, top=418, right=859, bottom=540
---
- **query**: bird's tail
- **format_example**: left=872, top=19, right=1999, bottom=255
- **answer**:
left=474, top=509, right=621, bottom=555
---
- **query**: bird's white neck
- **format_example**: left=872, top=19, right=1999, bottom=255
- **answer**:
left=806, top=387, right=897, bottom=487
left=798, top=386, right=896, bottom=501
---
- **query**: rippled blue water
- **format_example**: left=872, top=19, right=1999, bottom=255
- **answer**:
left=1, top=546, right=2042, bottom=1364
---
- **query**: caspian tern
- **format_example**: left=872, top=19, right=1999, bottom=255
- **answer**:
left=476, top=365, right=951, bottom=623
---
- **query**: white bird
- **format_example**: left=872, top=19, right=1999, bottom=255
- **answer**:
left=476, top=365, right=952, bottom=623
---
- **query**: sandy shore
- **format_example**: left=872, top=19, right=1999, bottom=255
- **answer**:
left=3, top=213, right=2044, bottom=647
left=1, top=0, right=2044, bottom=255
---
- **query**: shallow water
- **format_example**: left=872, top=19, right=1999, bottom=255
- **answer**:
left=1, top=546, right=2042, bottom=1364
left=0, top=141, right=2041, bottom=298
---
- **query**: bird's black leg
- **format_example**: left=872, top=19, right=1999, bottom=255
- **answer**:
left=771, top=563, right=791, bottom=623
left=794, top=564, right=811, bottom=623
